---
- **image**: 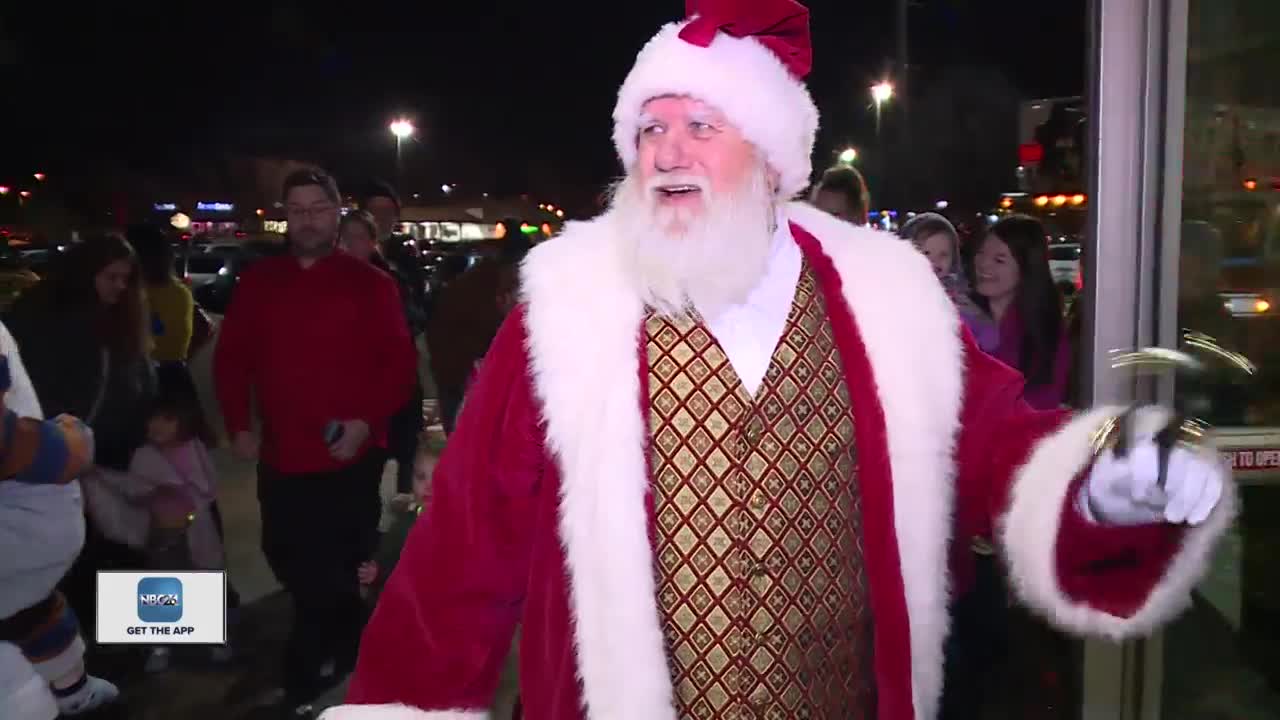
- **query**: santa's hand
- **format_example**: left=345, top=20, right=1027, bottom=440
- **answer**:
left=1080, top=440, right=1224, bottom=526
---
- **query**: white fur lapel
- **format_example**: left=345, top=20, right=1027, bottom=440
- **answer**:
left=520, top=214, right=676, bottom=720
left=788, top=202, right=964, bottom=719
left=521, top=204, right=966, bottom=720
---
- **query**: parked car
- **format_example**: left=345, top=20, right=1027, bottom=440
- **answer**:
left=19, top=248, right=59, bottom=277
left=191, top=240, right=286, bottom=314
left=1049, top=242, right=1082, bottom=297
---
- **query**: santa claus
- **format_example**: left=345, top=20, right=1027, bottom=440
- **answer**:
left=322, top=1, right=1233, bottom=719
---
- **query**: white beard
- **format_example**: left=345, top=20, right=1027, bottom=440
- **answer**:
left=610, top=165, right=776, bottom=322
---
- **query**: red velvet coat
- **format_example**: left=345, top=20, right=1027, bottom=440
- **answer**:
left=323, top=203, right=1235, bottom=720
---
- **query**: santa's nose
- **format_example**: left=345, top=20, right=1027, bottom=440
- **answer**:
left=653, top=136, right=692, bottom=173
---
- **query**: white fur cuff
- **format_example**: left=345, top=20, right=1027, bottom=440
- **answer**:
left=318, top=705, right=486, bottom=720
left=1001, top=406, right=1237, bottom=640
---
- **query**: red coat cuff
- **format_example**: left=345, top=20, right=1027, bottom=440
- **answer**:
left=1001, top=407, right=1237, bottom=640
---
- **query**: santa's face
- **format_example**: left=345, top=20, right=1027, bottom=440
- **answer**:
left=612, top=99, right=776, bottom=322
left=635, top=96, right=760, bottom=227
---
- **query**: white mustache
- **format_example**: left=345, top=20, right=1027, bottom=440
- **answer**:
left=643, top=174, right=709, bottom=194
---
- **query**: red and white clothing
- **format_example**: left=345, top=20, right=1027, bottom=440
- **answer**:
left=324, top=203, right=1234, bottom=720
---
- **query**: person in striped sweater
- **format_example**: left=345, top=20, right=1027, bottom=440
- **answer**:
left=0, top=323, right=119, bottom=719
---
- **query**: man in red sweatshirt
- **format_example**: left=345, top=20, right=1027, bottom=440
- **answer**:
left=214, top=168, right=415, bottom=719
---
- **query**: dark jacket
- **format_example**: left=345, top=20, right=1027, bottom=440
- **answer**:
left=371, top=253, right=426, bottom=338
left=374, top=497, right=421, bottom=588
left=5, top=294, right=155, bottom=470
left=380, top=235, right=428, bottom=333
left=426, top=259, right=519, bottom=394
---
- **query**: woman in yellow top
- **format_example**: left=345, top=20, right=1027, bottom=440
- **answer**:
left=128, top=225, right=193, bottom=363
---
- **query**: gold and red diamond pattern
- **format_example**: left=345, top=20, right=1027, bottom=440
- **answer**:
left=646, top=267, right=875, bottom=720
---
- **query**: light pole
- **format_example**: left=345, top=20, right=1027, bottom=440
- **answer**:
left=389, top=119, right=415, bottom=184
left=871, top=81, right=894, bottom=137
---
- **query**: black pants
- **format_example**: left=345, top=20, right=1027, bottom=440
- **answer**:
left=257, top=452, right=384, bottom=705
left=939, top=553, right=1010, bottom=719
left=438, top=383, right=464, bottom=437
left=387, top=384, right=425, bottom=493
left=208, top=501, right=241, bottom=610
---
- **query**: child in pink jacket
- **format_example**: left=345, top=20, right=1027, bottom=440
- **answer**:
left=127, top=390, right=231, bottom=672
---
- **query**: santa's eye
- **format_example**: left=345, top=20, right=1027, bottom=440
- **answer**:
left=690, top=121, right=717, bottom=137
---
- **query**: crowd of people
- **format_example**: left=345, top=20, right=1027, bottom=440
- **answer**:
left=0, top=163, right=533, bottom=719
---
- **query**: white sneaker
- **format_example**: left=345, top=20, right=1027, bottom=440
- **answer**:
left=144, top=647, right=171, bottom=674
left=55, top=675, right=119, bottom=716
left=0, top=642, right=57, bottom=720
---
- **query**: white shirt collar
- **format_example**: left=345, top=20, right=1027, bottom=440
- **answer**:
left=698, top=208, right=802, bottom=397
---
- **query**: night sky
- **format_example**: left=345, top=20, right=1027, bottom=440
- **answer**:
left=1, top=0, right=1085, bottom=211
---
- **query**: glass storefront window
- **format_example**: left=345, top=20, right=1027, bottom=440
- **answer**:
left=1163, top=0, right=1280, bottom=716
left=1176, top=0, right=1280, bottom=427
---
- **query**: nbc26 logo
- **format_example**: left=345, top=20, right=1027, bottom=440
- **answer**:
left=136, top=577, right=183, bottom=623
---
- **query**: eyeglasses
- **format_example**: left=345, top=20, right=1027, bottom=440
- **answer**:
left=286, top=204, right=336, bottom=220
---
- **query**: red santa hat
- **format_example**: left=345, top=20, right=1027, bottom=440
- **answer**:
left=612, top=0, right=819, bottom=198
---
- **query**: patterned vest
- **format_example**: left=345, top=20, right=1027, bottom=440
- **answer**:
left=646, top=267, right=875, bottom=720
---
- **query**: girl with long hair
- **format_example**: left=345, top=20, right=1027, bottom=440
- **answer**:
left=5, top=234, right=157, bottom=638
left=971, top=215, right=1072, bottom=410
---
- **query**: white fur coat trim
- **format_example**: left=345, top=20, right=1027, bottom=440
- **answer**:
left=317, top=705, right=485, bottom=720
left=789, top=203, right=963, bottom=719
left=612, top=21, right=819, bottom=199
left=520, top=202, right=965, bottom=719
left=521, top=213, right=669, bottom=720
left=1001, top=406, right=1237, bottom=640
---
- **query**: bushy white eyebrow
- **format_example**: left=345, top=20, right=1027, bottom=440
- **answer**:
left=636, top=107, right=723, bottom=130
left=688, top=108, right=720, bottom=125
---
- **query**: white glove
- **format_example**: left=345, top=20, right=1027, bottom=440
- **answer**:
left=1080, top=438, right=1225, bottom=527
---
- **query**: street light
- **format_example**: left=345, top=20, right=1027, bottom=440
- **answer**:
left=389, top=119, right=415, bottom=183
left=871, top=81, right=894, bottom=105
left=837, top=147, right=858, bottom=165
left=389, top=119, right=414, bottom=139
left=871, top=81, right=894, bottom=136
